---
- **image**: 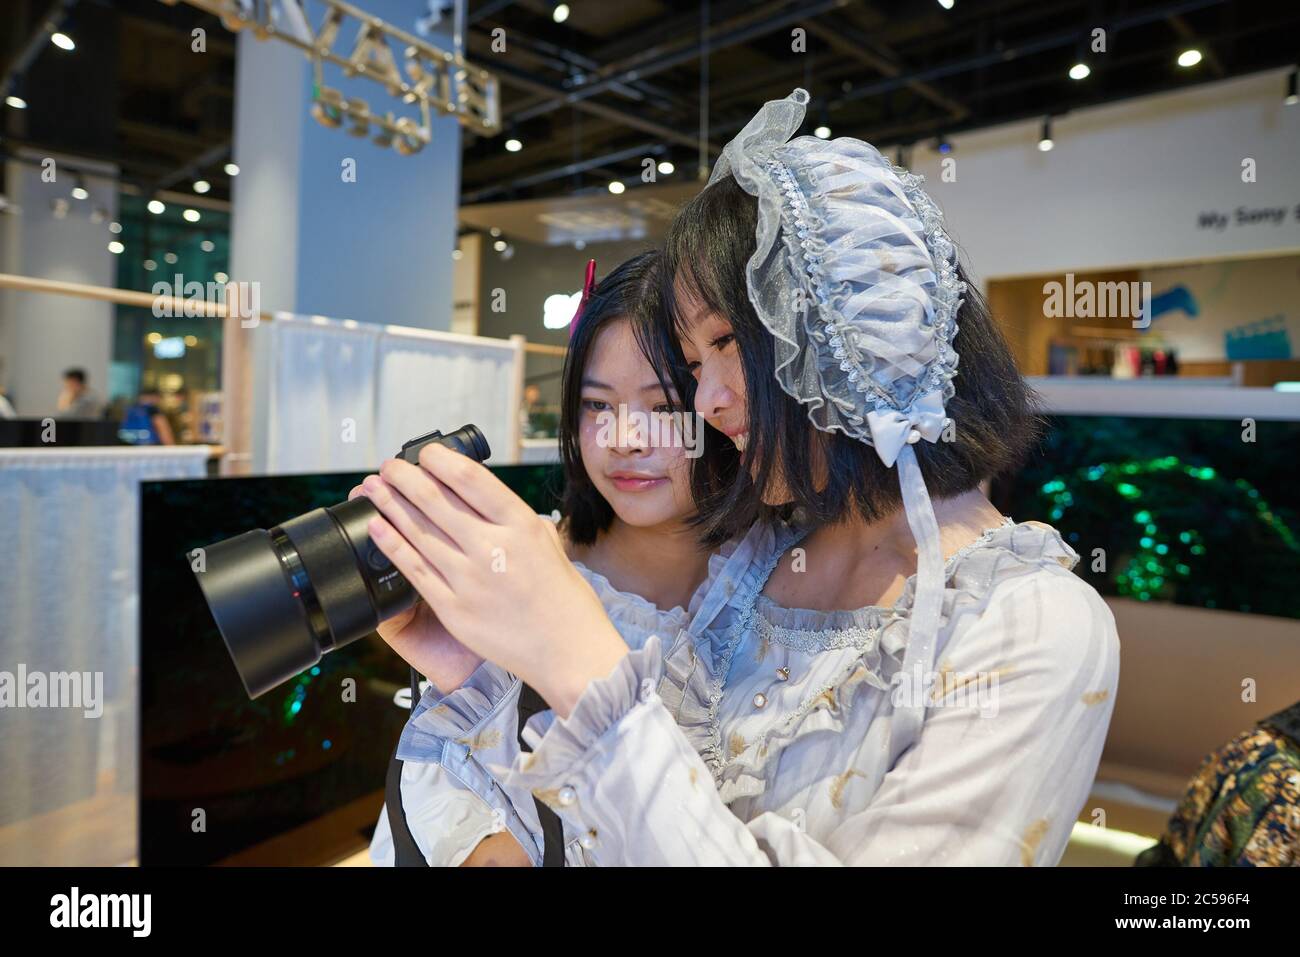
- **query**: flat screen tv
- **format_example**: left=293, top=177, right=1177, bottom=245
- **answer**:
left=139, top=464, right=562, bottom=866
left=991, top=414, right=1300, bottom=620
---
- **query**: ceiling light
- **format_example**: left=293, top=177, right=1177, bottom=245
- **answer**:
left=224, top=162, right=240, bottom=176
left=493, top=239, right=507, bottom=252
left=553, top=3, right=570, bottom=23
left=505, top=138, right=522, bottom=152
left=1286, top=68, right=1298, bottom=106
left=143, top=259, right=158, bottom=271
left=937, top=0, right=954, bottom=9
left=164, top=252, right=178, bottom=264
left=1069, top=62, right=1090, bottom=81
left=183, top=208, right=201, bottom=222
left=1177, top=49, right=1202, bottom=68
left=51, top=32, right=75, bottom=52
left=489, top=226, right=501, bottom=237
left=814, top=125, right=831, bottom=139
left=1038, top=117, right=1054, bottom=152
left=147, top=199, right=165, bottom=215
left=5, top=95, right=26, bottom=109
left=200, top=239, right=215, bottom=252
left=657, top=160, right=674, bottom=175
left=108, top=221, right=122, bottom=234
left=452, top=248, right=463, bottom=260
left=107, top=241, right=124, bottom=254
left=193, top=179, right=210, bottom=194
left=146, top=332, right=162, bottom=345
left=71, top=184, right=89, bottom=201
left=184, top=335, right=198, bottom=346
left=214, top=271, right=229, bottom=283
left=607, top=180, right=625, bottom=194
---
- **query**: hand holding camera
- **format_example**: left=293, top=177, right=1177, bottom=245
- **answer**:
left=362, top=442, right=628, bottom=719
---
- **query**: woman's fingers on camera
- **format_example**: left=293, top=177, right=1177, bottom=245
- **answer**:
left=417, top=442, right=524, bottom=525
left=347, top=483, right=365, bottom=501
left=367, top=514, right=454, bottom=610
left=380, top=456, right=479, bottom=551
left=362, top=472, right=464, bottom=570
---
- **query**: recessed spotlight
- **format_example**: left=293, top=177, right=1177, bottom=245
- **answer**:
left=493, top=239, right=507, bottom=252
left=71, top=185, right=89, bottom=201
left=107, top=241, right=124, bottom=254
left=5, top=95, right=26, bottom=109
left=657, top=160, right=675, bottom=175
left=574, top=239, right=586, bottom=251
left=51, top=32, right=75, bottom=52
left=608, top=180, right=625, bottom=194
left=553, top=3, right=570, bottom=23
left=147, top=199, right=165, bottom=215
left=1287, top=68, right=1299, bottom=106
left=193, top=179, right=210, bottom=194
left=489, top=226, right=501, bottom=237
left=505, top=138, right=522, bottom=152
left=146, top=332, right=162, bottom=345
left=183, top=208, right=200, bottom=222
left=1177, top=49, right=1202, bottom=68
left=214, top=271, right=229, bottom=284
left=200, top=239, right=215, bottom=252
left=1069, top=62, right=1090, bottom=81
left=814, top=125, right=831, bottom=139
left=937, top=0, right=954, bottom=9
left=184, top=335, right=198, bottom=347
left=1038, top=117, right=1054, bottom=152
left=224, top=162, right=240, bottom=176
left=164, top=252, right=178, bottom=264
left=452, top=248, right=463, bottom=260
left=143, top=259, right=158, bottom=271
left=108, top=221, right=122, bottom=234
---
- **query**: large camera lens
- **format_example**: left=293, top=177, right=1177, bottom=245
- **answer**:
left=194, top=424, right=490, bottom=698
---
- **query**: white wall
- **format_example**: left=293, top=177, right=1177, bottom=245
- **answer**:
left=907, top=69, right=1300, bottom=287
left=0, top=156, right=118, bottom=415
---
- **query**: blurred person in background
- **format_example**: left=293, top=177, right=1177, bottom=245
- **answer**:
left=56, top=368, right=104, bottom=418
left=119, top=388, right=176, bottom=445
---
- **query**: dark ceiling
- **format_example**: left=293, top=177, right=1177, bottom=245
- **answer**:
left=2, top=0, right=1298, bottom=206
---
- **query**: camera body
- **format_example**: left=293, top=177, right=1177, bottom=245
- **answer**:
left=194, top=425, right=490, bottom=698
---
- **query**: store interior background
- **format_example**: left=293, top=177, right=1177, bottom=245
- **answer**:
left=1, top=0, right=1299, bottom=865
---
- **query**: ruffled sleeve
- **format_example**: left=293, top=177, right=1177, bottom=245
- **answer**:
left=385, top=658, right=551, bottom=866
left=497, top=564, right=1120, bottom=866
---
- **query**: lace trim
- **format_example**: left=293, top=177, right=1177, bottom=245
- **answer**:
left=754, top=611, right=882, bottom=654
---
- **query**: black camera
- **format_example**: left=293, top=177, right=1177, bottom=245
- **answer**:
left=193, top=424, right=491, bottom=698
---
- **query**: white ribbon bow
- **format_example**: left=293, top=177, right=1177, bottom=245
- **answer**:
left=865, top=391, right=949, bottom=468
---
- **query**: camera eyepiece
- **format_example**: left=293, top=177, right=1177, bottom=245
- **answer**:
left=194, top=424, right=490, bottom=698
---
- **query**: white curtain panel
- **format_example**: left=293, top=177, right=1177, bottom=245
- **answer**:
left=0, top=447, right=210, bottom=864
left=374, top=326, right=521, bottom=465
left=266, top=314, right=381, bottom=474
left=264, top=315, right=522, bottom=473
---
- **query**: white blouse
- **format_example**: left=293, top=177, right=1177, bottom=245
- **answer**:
left=371, top=518, right=1119, bottom=866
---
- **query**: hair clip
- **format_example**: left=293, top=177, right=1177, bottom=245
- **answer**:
left=568, top=259, right=597, bottom=340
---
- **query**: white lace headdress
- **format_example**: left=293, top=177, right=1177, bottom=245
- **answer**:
left=709, top=88, right=967, bottom=766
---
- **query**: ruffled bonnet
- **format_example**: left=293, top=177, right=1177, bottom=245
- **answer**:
left=708, top=88, right=968, bottom=766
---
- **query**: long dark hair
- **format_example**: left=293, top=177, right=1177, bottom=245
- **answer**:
left=641, top=174, right=1041, bottom=547
left=559, top=250, right=665, bottom=545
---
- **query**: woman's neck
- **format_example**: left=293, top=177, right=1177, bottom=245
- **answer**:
left=768, top=488, right=1007, bottom=611
left=575, top=517, right=712, bottom=613
left=815, top=487, right=1007, bottom=564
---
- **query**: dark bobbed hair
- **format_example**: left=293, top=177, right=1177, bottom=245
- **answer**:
left=560, top=249, right=667, bottom=545
left=63, top=368, right=87, bottom=384
left=640, top=174, right=1042, bottom=547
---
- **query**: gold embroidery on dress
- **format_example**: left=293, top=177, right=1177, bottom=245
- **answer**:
left=455, top=729, right=503, bottom=752
left=755, top=635, right=770, bottom=662
left=729, top=731, right=746, bottom=759
left=830, top=769, right=864, bottom=809
left=1081, top=689, right=1110, bottom=706
left=1020, top=818, right=1050, bottom=866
